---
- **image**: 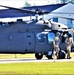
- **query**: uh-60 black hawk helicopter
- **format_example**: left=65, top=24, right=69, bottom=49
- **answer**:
left=0, top=5, right=74, bottom=60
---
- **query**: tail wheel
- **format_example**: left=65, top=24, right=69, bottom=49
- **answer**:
left=35, top=53, right=43, bottom=60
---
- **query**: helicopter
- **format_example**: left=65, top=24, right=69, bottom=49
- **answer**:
left=0, top=5, right=74, bottom=60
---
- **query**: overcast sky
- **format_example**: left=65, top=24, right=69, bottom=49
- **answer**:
left=0, top=0, right=59, bottom=8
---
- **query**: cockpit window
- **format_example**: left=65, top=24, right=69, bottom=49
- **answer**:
left=37, top=33, right=46, bottom=44
left=48, top=32, right=55, bottom=43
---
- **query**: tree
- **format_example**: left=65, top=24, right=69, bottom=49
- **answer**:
left=70, top=0, right=74, bottom=4
left=60, top=0, right=68, bottom=3
left=24, top=1, right=31, bottom=7
left=60, top=0, right=74, bottom=3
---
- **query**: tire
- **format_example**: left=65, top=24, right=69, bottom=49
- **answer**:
left=35, top=53, right=43, bottom=60
left=59, top=50, right=66, bottom=59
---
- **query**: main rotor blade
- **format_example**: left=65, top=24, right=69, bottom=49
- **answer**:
left=0, top=5, right=36, bottom=14
left=0, top=5, right=74, bottom=16
left=57, top=16, right=74, bottom=20
left=48, top=15, right=74, bottom=20
left=50, top=12, right=74, bottom=14
left=0, top=5, right=49, bottom=15
left=58, top=16, right=74, bottom=20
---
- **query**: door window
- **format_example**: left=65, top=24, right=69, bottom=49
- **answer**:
left=37, top=33, right=46, bottom=44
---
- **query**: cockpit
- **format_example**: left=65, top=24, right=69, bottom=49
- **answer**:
left=37, top=31, right=73, bottom=44
left=37, top=32, right=55, bottom=44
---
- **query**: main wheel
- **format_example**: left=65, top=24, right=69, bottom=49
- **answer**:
left=35, top=53, right=43, bottom=60
left=59, top=50, right=66, bottom=59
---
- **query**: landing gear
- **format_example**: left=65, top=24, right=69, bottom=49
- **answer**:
left=59, top=50, right=66, bottom=59
left=46, top=50, right=66, bottom=59
left=35, top=53, right=43, bottom=60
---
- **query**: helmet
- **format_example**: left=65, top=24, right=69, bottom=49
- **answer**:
left=56, top=32, right=60, bottom=36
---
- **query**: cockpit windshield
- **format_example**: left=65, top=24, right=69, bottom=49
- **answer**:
left=48, top=32, right=55, bottom=43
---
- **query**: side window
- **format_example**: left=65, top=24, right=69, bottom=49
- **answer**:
left=48, top=32, right=55, bottom=43
left=37, top=33, right=46, bottom=44
left=53, top=17, right=58, bottom=22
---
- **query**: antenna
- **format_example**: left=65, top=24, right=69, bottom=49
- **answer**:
left=35, top=14, right=39, bottom=21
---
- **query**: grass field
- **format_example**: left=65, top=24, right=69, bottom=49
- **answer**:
left=0, top=54, right=35, bottom=59
left=0, top=52, right=74, bottom=59
left=0, top=53, right=74, bottom=75
left=0, top=62, right=74, bottom=75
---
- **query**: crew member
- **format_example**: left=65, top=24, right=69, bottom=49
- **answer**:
left=53, top=32, right=60, bottom=60
left=65, top=33, right=73, bottom=59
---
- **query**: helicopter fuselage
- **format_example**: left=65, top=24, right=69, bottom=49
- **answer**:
left=0, top=19, right=73, bottom=59
left=0, top=20, right=49, bottom=53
